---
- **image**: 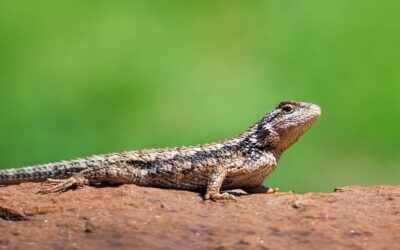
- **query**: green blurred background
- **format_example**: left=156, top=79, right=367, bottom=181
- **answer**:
left=0, top=1, right=399, bottom=193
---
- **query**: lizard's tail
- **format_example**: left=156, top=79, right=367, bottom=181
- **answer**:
left=0, top=160, right=87, bottom=185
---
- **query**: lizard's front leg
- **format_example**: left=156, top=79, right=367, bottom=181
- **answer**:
left=204, top=166, right=236, bottom=201
left=243, top=185, right=280, bottom=194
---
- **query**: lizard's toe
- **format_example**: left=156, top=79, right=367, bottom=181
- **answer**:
left=266, top=187, right=280, bottom=194
left=205, top=192, right=237, bottom=202
left=41, top=178, right=64, bottom=185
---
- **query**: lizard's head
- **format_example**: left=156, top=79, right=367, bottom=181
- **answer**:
left=254, top=101, right=321, bottom=157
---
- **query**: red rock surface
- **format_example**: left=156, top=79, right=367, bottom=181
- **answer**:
left=0, top=184, right=399, bottom=249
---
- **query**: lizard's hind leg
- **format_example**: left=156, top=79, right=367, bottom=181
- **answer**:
left=242, top=185, right=280, bottom=194
left=40, top=175, right=89, bottom=194
left=39, top=166, right=133, bottom=194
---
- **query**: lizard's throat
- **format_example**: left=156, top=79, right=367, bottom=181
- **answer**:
left=272, top=125, right=315, bottom=158
left=272, top=136, right=300, bottom=159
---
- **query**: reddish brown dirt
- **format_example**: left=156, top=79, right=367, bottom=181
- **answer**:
left=0, top=184, right=399, bottom=250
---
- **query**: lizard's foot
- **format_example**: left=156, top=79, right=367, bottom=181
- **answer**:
left=243, top=186, right=280, bottom=194
left=39, top=175, right=89, bottom=194
left=265, top=187, right=280, bottom=194
left=204, top=192, right=237, bottom=202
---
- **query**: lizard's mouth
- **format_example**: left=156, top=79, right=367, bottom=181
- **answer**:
left=304, top=104, right=321, bottom=127
left=294, top=104, right=321, bottom=134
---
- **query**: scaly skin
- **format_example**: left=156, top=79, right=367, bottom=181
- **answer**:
left=0, top=101, right=321, bottom=201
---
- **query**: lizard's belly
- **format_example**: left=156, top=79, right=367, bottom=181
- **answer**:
left=143, top=165, right=210, bottom=191
left=221, top=164, right=277, bottom=190
left=141, top=162, right=276, bottom=191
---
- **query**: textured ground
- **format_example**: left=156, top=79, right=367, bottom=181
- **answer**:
left=0, top=184, right=399, bottom=250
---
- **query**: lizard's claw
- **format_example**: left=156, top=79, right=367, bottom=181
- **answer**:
left=204, top=192, right=237, bottom=202
left=39, top=175, right=89, bottom=194
left=266, top=187, right=280, bottom=194
left=243, top=186, right=280, bottom=194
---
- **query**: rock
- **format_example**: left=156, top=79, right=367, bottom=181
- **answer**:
left=0, top=183, right=399, bottom=249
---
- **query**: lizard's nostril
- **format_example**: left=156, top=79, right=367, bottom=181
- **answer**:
left=311, top=105, right=321, bottom=116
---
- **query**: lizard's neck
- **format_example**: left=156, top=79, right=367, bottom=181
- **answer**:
left=227, top=122, right=287, bottom=161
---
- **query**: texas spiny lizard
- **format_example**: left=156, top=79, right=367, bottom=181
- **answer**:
left=0, top=101, right=320, bottom=201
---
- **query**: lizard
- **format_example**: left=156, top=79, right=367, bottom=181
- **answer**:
left=0, top=100, right=320, bottom=201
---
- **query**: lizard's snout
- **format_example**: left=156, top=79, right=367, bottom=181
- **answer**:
left=310, top=104, right=321, bottom=117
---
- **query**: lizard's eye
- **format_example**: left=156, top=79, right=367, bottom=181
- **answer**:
left=282, top=105, right=294, bottom=113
